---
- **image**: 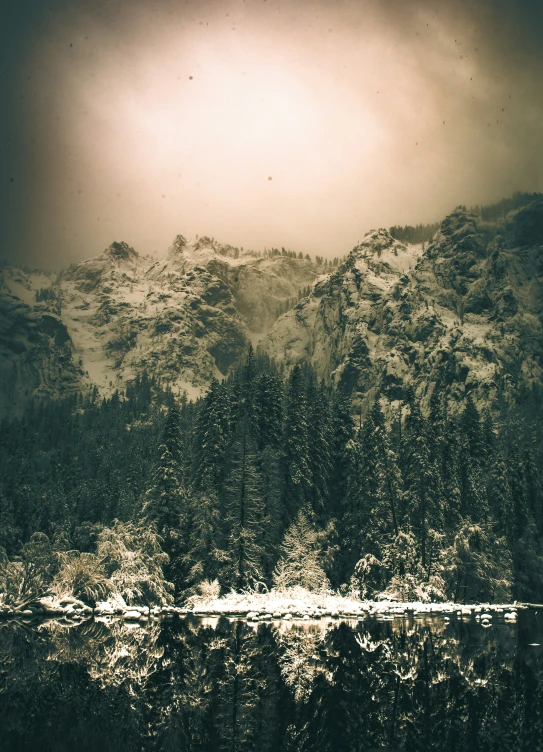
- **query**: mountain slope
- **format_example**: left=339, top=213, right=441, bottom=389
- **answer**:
left=259, top=200, right=543, bottom=413
left=2, top=201, right=541, bottom=417
left=0, top=237, right=319, bottom=414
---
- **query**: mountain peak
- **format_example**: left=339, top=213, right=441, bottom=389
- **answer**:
left=103, top=241, right=138, bottom=260
left=193, top=236, right=217, bottom=251
left=351, top=228, right=406, bottom=259
left=169, top=235, right=188, bottom=255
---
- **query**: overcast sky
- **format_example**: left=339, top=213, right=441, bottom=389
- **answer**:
left=1, top=0, right=542, bottom=269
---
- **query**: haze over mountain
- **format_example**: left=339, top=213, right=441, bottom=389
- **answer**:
left=1, top=194, right=542, bottom=419
left=2, top=0, right=542, bottom=269
left=0, top=235, right=321, bottom=413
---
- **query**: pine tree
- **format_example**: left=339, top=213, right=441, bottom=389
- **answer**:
left=341, top=427, right=371, bottom=579
left=452, top=396, right=489, bottom=524
left=306, top=377, right=332, bottom=522
left=141, top=445, right=184, bottom=534
left=193, top=380, right=231, bottom=493
left=523, top=446, right=543, bottom=535
left=259, top=445, right=283, bottom=580
left=444, top=521, right=512, bottom=603
left=282, top=366, right=312, bottom=519
left=507, top=442, right=532, bottom=539
left=329, top=392, right=355, bottom=520
left=273, top=510, right=329, bottom=591
left=401, top=395, right=444, bottom=572
left=487, top=446, right=514, bottom=541
left=460, top=394, right=486, bottom=466
left=183, top=487, right=226, bottom=590
left=342, top=400, right=405, bottom=583
left=162, top=402, right=183, bottom=461
left=222, top=419, right=265, bottom=591
left=0, top=488, right=18, bottom=556
left=441, top=422, right=463, bottom=534
left=253, top=373, right=283, bottom=451
left=370, top=400, right=403, bottom=539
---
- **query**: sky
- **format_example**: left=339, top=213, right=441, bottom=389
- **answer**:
left=1, top=0, right=542, bottom=269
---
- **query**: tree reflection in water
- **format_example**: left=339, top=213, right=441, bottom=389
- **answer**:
left=0, top=612, right=542, bottom=751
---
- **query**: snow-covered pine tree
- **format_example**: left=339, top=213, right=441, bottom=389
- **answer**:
left=507, top=441, right=532, bottom=539
left=444, top=521, right=512, bottom=603
left=455, top=396, right=490, bottom=525
left=161, top=402, right=184, bottom=462
left=140, top=436, right=188, bottom=593
left=522, top=445, right=543, bottom=535
left=401, top=392, right=445, bottom=572
left=273, top=510, right=329, bottom=592
left=282, top=366, right=312, bottom=520
left=183, top=487, right=226, bottom=590
left=259, top=445, right=283, bottom=580
left=329, top=391, right=355, bottom=521
left=369, top=399, right=403, bottom=539
left=253, top=373, right=283, bottom=451
left=193, top=379, right=231, bottom=494
left=306, top=376, right=332, bottom=523
left=487, top=445, right=514, bottom=541
left=185, top=380, right=231, bottom=591
left=222, top=418, right=265, bottom=591
left=141, top=445, right=184, bottom=535
left=461, top=394, right=486, bottom=465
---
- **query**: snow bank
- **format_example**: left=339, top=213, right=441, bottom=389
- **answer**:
left=184, top=587, right=523, bottom=621
left=0, top=588, right=525, bottom=624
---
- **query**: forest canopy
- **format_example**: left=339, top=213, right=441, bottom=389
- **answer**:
left=1, top=350, right=542, bottom=608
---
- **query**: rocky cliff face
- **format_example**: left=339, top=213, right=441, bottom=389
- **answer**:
left=259, top=200, right=543, bottom=413
left=0, top=238, right=319, bottom=414
left=2, top=201, right=541, bottom=416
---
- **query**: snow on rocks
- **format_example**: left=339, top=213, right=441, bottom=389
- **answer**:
left=179, top=588, right=530, bottom=624
left=0, top=589, right=529, bottom=626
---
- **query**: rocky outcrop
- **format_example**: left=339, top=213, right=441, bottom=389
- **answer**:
left=259, top=201, right=543, bottom=415
left=2, top=202, right=541, bottom=417
left=0, top=289, right=85, bottom=416
left=0, top=237, right=319, bottom=414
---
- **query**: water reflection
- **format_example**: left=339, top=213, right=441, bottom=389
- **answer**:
left=0, top=611, right=542, bottom=751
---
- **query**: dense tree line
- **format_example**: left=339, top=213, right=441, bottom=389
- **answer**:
left=389, top=223, right=441, bottom=244
left=389, top=193, right=543, bottom=247
left=1, top=351, right=543, bottom=605
left=469, top=191, right=542, bottom=222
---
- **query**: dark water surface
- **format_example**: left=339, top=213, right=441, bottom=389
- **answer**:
left=1, top=610, right=542, bottom=752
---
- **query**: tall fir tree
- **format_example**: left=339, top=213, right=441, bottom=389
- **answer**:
left=282, top=366, right=312, bottom=520
left=306, top=377, right=332, bottom=523
left=401, top=394, right=444, bottom=571
left=193, top=380, right=231, bottom=493
left=329, top=391, right=355, bottom=521
left=222, top=418, right=265, bottom=591
left=253, top=373, right=283, bottom=451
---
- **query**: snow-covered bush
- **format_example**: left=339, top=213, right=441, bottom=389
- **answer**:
left=0, top=532, right=58, bottom=608
left=442, top=522, right=512, bottom=603
left=351, top=529, right=447, bottom=602
left=97, top=520, right=174, bottom=606
left=51, top=551, right=110, bottom=606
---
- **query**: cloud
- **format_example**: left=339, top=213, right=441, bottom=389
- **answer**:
left=1, top=0, right=542, bottom=268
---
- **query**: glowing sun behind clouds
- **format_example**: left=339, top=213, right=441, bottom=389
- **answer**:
left=3, top=0, right=542, bottom=268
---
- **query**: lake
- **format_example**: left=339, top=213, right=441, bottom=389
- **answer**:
left=1, top=609, right=542, bottom=751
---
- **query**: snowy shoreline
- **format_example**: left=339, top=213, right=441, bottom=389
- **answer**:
left=0, top=588, right=528, bottom=623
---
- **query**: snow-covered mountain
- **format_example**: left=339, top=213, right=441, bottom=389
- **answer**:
left=259, top=200, right=543, bottom=414
left=2, top=200, right=542, bottom=416
left=0, top=237, right=320, bottom=414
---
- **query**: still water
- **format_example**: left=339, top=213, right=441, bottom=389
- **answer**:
left=0, top=610, right=542, bottom=752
